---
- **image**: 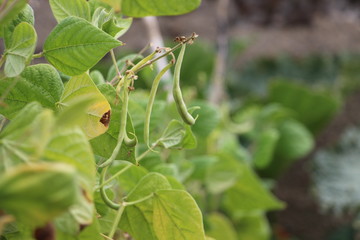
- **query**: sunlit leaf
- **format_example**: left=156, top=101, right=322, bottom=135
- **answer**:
left=0, top=163, right=79, bottom=226
left=43, top=16, right=122, bottom=76
left=4, top=22, right=36, bottom=77
left=90, top=84, right=136, bottom=163
left=0, top=64, right=63, bottom=119
left=119, top=173, right=171, bottom=240
left=153, top=189, right=206, bottom=240
left=0, top=103, right=54, bottom=172
left=206, top=213, right=237, bottom=240
left=57, top=73, right=111, bottom=139
left=1, top=4, right=34, bottom=48
left=121, top=0, right=201, bottom=17
left=0, top=0, right=27, bottom=26
left=49, top=0, right=91, bottom=22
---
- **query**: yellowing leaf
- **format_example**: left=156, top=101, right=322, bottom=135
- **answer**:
left=57, top=73, right=111, bottom=139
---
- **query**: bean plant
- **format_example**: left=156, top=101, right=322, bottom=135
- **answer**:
left=0, top=0, right=287, bottom=240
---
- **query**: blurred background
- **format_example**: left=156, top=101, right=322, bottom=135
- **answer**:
left=27, top=0, right=360, bottom=239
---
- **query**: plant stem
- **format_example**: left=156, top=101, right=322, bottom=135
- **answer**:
left=96, top=164, right=132, bottom=190
left=123, top=193, right=154, bottom=206
left=0, top=54, right=6, bottom=68
left=99, top=166, right=121, bottom=210
left=32, top=52, right=43, bottom=59
left=110, top=49, right=121, bottom=79
left=108, top=204, right=126, bottom=239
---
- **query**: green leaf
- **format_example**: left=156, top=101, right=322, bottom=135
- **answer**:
left=119, top=173, right=171, bottom=240
left=0, top=64, right=63, bottom=118
left=89, top=70, right=105, bottom=85
left=43, top=127, right=96, bottom=194
left=275, top=120, right=314, bottom=160
left=153, top=189, right=206, bottom=240
left=263, top=119, right=314, bottom=177
left=49, top=0, right=91, bottom=22
left=190, top=155, right=217, bottom=180
left=91, top=7, right=132, bottom=39
left=182, top=125, right=197, bottom=149
left=1, top=4, right=34, bottom=48
left=0, top=103, right=54, bottom=172
left=78, top=217, right=102, bottom=240
left=206, top=213, right=237, bottom=240
left=0, top=163, right=79, bottom=226
left=253, top=128, right=279, bottom=169
left=269, top=80, right=339, bottom=133
left=109, top=161, right=148, bottom=193
left=236, top=213, right=270, bottom=240
left=121, top=0, right=201, bottom=17
left=126, top=172, right=171, bottom=202
left=97, top=0, right=121, bottom=12
left=90, top=84, right=136, bottom=163
left=158, top=119, right=185, bottom=149
left=0, top=0, right=27, bottom=26
left=222, top=164, right=284, bottom=216
left=4, top=22, right=37, bottom=77
left=43, top=16, right=122, bottom=76
left=205, top=154, right=241, bottom=194
left=57, top=73, right=111, bottom=139
left=190, top=101, right=220, bottom=138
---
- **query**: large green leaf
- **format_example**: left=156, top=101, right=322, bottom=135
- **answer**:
left=0, top=64, right=63, bottom=119
left=0, top=0, right=27, bottom=26
left=153, top=189, right=206, bottom=240
left=0, top=163, right=79, bottom=226
left=205, top=153, right=242, bottom=194
left=49, top=0, right=91, bottom=22
left=119, top=173, right=171, bottom=240
left=4, top=22, right=36, bottom=77
left=222, top=164, right=284, bottom=216
left=206, top=213, right=237, bottom=240
left=0, top=103, right=54, bottom=172
left=90, top=84, right=136, bottom=163
left=269, top=81, right=339, bottom=133
left=57, top=73, right=111, bottom=139
left=43, top=16, right=122, bottom=76
left=1, top=4, right=34, bottom=48
left=105, top=0, right=201, bottom=17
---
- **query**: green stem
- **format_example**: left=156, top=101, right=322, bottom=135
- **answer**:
left=110, top=49, right=121, bottom=79
left=0, top=54, right=6, bottom=68
left=96, top=164, right=132, bottom=191
left=123, top=193, right=154, bottom=206
left=99, top=166, right=121, bottom=210
left=108, top=204, right=126, bottom=239
left=32, top=52, right=43, bottom=59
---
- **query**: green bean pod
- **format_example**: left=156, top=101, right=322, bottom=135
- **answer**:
left=173, top=44, right=197, bottom=125
left=144, top=61, right=174, bottom=147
